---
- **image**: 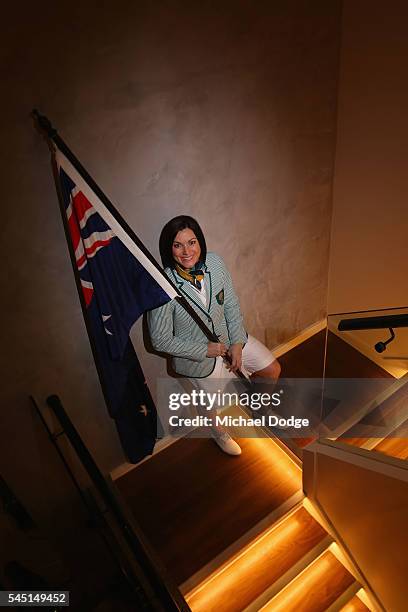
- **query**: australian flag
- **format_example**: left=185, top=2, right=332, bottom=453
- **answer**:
left=56, top=151, right=177, bottom=463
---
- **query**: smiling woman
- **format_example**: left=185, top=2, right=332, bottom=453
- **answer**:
left=148, top=215, right=281, bottom=456
left=172, top=228, right=201, bottom=269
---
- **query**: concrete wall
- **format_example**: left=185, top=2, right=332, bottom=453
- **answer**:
left=1, top=0, right=341, bottom=523
left=328, top=0, right=408, bottom=314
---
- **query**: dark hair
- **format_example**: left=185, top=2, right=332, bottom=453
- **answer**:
left=159, top=215, right=207, bottom=269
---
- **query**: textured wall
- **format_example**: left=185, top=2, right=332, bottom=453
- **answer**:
left=1, top=0, right=341, bottom=506
left=328, top=0, right=408, bottom=313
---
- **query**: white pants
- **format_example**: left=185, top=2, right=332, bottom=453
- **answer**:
left=209, top=334, right=275, bottom=379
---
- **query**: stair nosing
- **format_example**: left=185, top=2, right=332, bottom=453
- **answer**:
left=242, top=534, right=333, bottom=612
left=256, top=545, right=353, bottom=611
left=325, top=581, right=361, bottom=612
left=181, top=490, right=304, bottom=595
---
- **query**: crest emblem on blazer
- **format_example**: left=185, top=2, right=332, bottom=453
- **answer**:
left=216, top=288, right=224, bottom=305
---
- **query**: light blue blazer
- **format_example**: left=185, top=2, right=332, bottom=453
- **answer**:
left=147, top=252, right=247, bottom=377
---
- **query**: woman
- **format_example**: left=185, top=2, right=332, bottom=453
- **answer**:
left=148, top=215, right=281, bottom=455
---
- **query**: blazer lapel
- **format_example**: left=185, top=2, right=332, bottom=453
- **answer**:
left=203, top=262, right=212, bottom=313
left=170, top=268, right=211, bottom=320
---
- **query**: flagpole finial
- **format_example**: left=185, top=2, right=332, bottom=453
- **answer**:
left=32, top=109, right=58, bottom=139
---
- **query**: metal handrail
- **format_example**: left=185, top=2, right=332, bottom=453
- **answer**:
left=338, top=313, right=408, bottom=331
left=42, top=394, right=190, bottom=611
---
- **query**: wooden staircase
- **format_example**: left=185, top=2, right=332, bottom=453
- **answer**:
left=181, top=332, right=408, bottom=610
left=332, top=367, right=408, bottom=461
left=116, top=431, right=377, bottom=611
left=114, top=329, right=407, bottom=610
left=338, top=386, right=408, bottom=461
left=183, top=490, right=372, bottom=612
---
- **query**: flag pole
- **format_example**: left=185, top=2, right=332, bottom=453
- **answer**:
left=32, top=109, right=250, bottom=383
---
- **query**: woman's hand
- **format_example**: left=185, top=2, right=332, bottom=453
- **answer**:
left=207, top=342, right=227, bottom=358
left=226, top=343, right=243, bottom=372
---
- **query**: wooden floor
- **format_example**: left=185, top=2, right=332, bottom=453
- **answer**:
left=116, top=437, right=301, bottom=585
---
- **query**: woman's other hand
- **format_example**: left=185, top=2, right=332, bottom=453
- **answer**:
left=207, top=342, right=227, bottom=358
left=226, top=343, right=243, bottom=371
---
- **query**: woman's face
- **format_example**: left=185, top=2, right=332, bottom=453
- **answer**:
left=172, top=228, right=201, bottom=269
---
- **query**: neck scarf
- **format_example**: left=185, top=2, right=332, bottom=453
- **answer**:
left=175, top=261, right=205, bottom=290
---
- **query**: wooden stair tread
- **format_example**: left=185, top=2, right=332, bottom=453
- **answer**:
left=373, top=432, right=408, bottom=460
left=339, top=381, right=408, bottom=449
left=343, top=422, right=408, bottom=459
left=260, top=549, right=355, bottom=612
left=339, top=593, right=370, bottom=611
left=339, top=437, right=375, bottom=448
left=344, top=381, right=408, bottom=433
left=186, top=506, right=327, bottom=612
left=116, top=436, right=301, bottom=584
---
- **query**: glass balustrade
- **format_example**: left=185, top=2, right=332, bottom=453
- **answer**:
left=320, top=306, right=408, bottom=460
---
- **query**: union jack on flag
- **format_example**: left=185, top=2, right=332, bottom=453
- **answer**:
left=65, top=186, right=114, bottom=307
left=56, top=150, right=177, bottom=462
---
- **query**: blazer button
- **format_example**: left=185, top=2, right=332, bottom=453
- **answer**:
left=207, top=317, right=211, bottom=322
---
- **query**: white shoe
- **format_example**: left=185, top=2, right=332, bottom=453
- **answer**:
left=212, top=432, right=242, bottom=456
